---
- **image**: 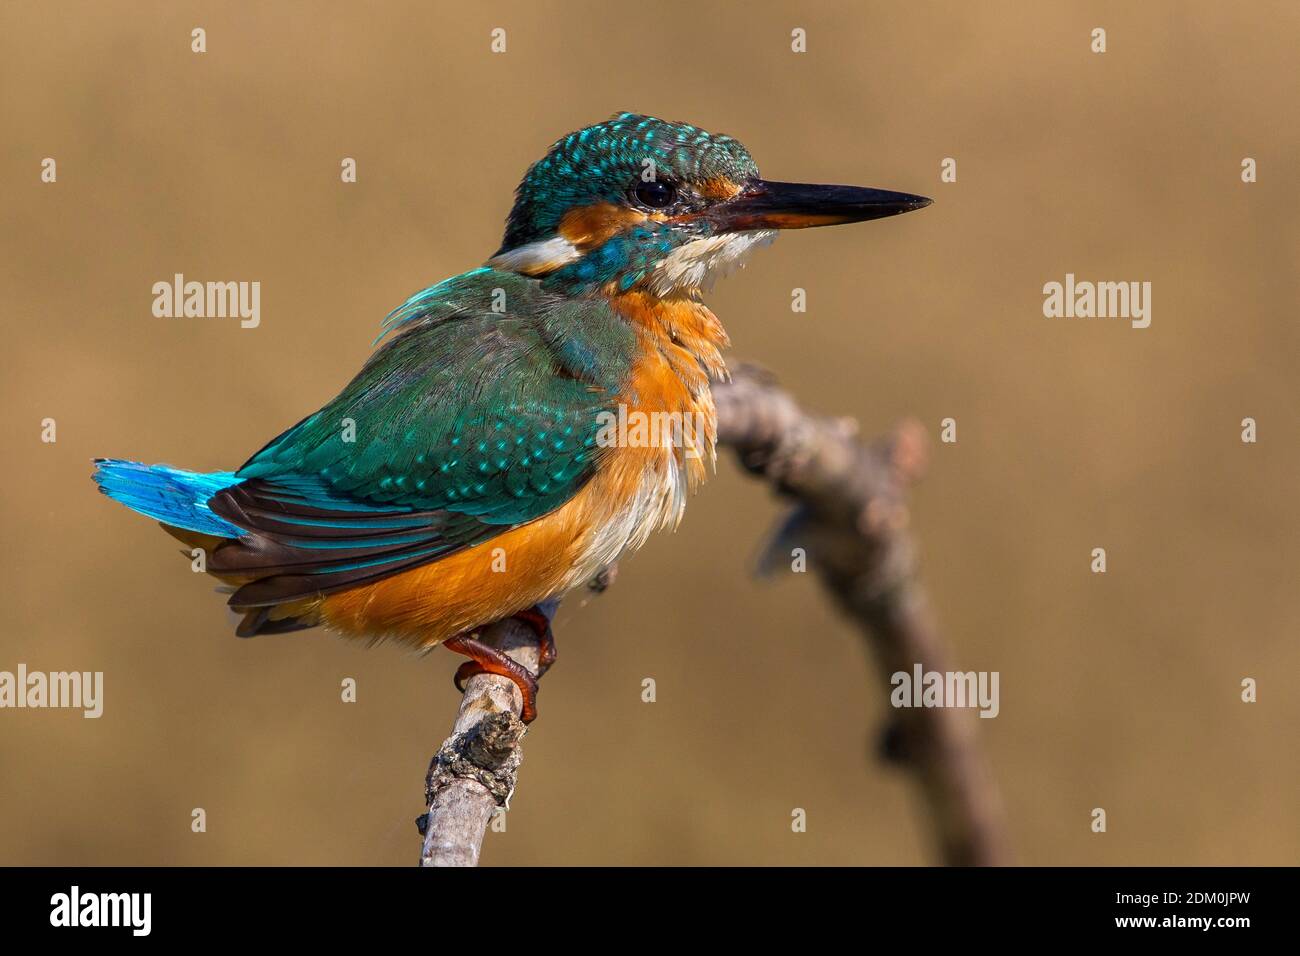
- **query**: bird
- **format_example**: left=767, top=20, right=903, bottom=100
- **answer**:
left=93, top=112, right=930, bottom=722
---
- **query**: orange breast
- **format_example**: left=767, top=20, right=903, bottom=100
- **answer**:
left=316, top=483, right=598, bottom=646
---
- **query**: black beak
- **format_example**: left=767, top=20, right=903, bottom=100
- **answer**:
left=708, top=179, right=932, bottom=232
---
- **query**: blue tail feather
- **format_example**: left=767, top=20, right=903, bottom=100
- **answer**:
left=92, top=459, right=247, bottom=538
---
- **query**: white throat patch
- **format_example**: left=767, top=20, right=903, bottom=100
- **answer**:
left=488, top=228, right=778, bottom=294
left=487, top=235, right=581, bottom=275
left=647, top=230, right=777, bottom=296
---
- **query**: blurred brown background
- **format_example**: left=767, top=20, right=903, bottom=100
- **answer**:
left=1, top=0, right=1296, bottom=866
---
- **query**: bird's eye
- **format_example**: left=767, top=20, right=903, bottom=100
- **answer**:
left=632, top=180, right=677, bottom=209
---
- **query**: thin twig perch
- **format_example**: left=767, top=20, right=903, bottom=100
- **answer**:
left=417, top=616, right=537, bottom=867
left=417, top=363, right=1010, bottom=866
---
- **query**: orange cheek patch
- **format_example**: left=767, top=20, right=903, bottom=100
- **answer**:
left=696, top=177, right=743, bottom=200
left=558, top=203, right=654, bottom=250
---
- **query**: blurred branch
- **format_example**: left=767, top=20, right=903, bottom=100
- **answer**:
left=712, top=363, right=1012, bottom=866
left=418, top=362, right=1009, bottom=867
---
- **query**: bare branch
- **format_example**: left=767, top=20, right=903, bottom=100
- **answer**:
left=416, top=572, right=612, bottom=867
left=713, top=363, right=1012, bottom=866
left=417, top=617, right=538, bottom=867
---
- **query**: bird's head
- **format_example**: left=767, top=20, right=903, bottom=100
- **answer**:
left=489, top=112, right=930, bottom=297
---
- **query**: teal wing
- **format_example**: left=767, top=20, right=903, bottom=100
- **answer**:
left=207, top=268, right=636, bottom=608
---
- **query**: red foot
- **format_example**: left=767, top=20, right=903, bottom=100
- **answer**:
left=444, top=634, right=540, bottom=723
left=510, top=606, right=558, bottom=676
left=444, top=607, right=557, bottom=723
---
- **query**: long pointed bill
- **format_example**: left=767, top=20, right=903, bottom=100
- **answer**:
left=709, top=179, right=932, bottom=232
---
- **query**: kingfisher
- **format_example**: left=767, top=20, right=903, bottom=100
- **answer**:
left=94, top=113, right=930, bottom=722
